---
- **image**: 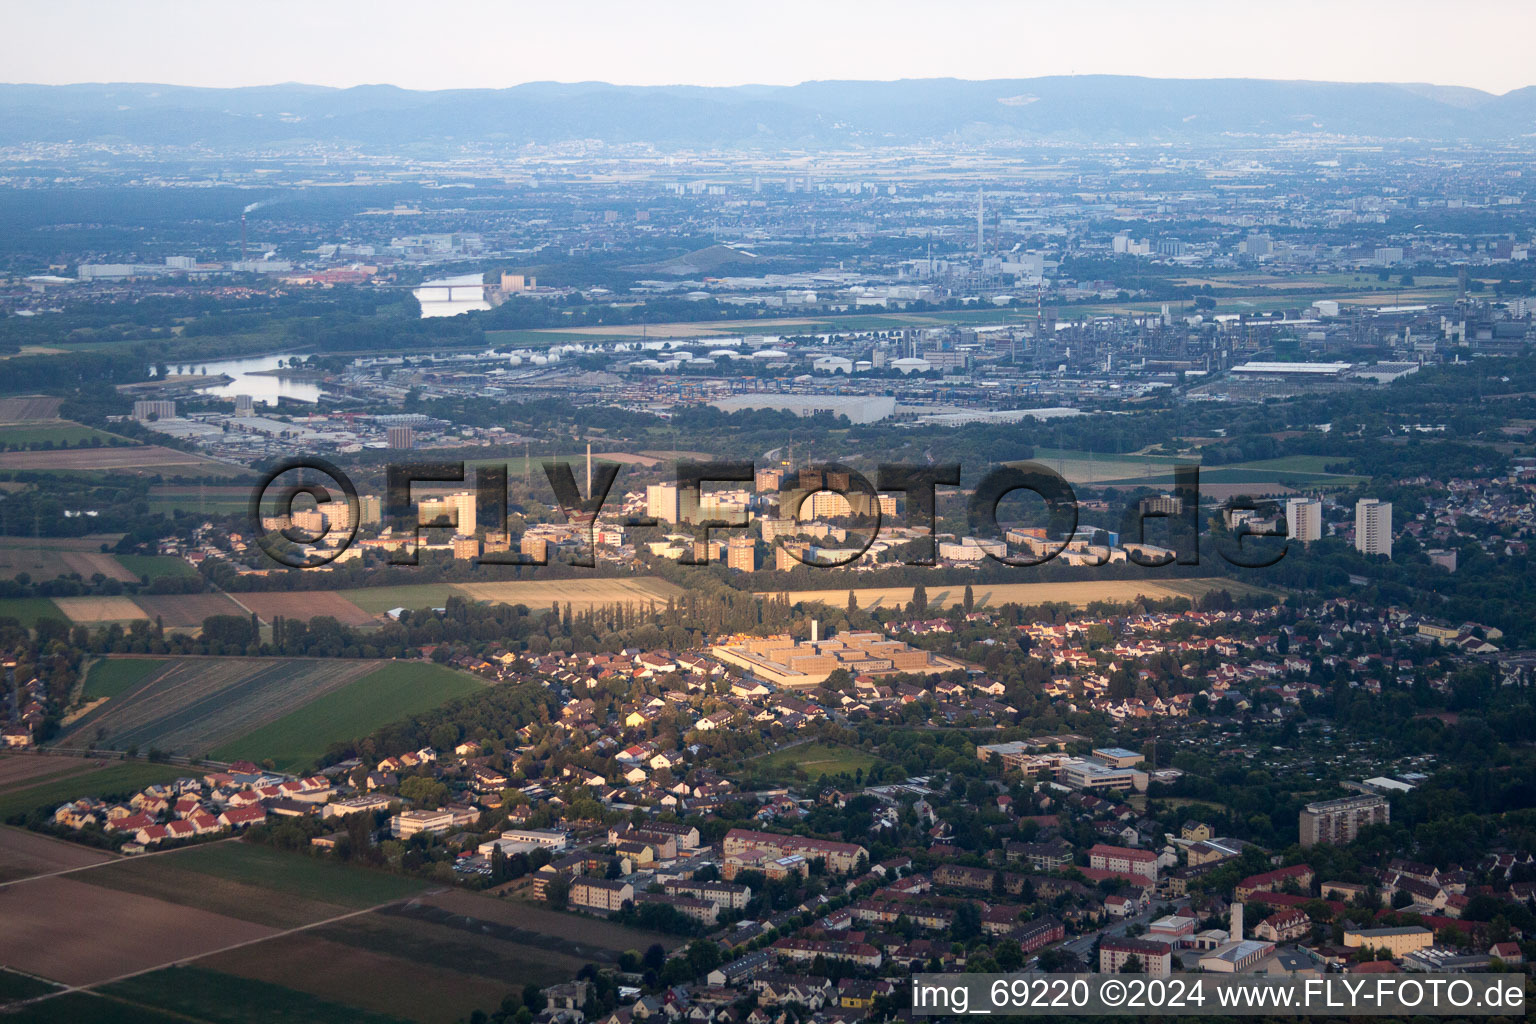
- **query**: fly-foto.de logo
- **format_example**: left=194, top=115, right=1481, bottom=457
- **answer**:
left=250, top=457, right=1290, bottom=571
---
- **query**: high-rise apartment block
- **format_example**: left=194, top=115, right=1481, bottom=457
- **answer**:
left=1286, top=497, right=1322, bottom=543
left=1355, top=499, right=1392, bottom=557
left=1300, top=794, right=1389, bottom=847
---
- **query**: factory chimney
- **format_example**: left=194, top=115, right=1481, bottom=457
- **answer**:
left=1230, top=903, right=1244, bottom=942
left=586, top=441, right=592, bottom=494
left=976, top=189, right=984, bottom=258
left=811, top=620, right=819, bottom=644
left=240, top=214, right=247, bottom=263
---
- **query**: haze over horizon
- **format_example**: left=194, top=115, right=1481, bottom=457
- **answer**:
left=6, top=0, right=1536, bottom=96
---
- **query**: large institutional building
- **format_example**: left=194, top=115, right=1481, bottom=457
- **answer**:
left=711, top=627, right=964, bottom=689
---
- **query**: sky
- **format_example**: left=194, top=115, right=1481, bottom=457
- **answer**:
left=5, top=0, right=1535, bottom=95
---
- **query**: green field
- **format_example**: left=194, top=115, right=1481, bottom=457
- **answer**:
left=0, top=967, right=61, bottom=1006
left=753, top=741, right=883, bottom=782
left=145, top=841, right=427, bottom=908
left=0, top=761, right=184, bottom=820
left=82, top=658, right=168, bottom=700
left=336, top=583, right=463, bottom=616
left=0, top=597, right=70, bottom=629
left=1, top=992, right=183, bottom=1024
left=211, top=661, right=484, bottom=770
left=0, top=422, right=129, bottom=448
left=114, top=554, right=198, bottom=579
left=101, top=968, right=413, bottom=1024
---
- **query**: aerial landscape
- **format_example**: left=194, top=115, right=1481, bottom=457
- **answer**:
left=0, top=2, right=1534, bottom=1022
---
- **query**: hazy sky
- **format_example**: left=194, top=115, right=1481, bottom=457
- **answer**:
left=6, top=0, right=1535, bottom=94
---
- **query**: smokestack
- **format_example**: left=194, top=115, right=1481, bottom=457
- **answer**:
left=586, top=442, right=592, bottom=494
left=811, top=620, right=819, bottom=644
left=240, top=214, right=247, bottom=263
left=976, top=188, right=984, bottom=258
left=1231, top=903, right=1243, bottom=942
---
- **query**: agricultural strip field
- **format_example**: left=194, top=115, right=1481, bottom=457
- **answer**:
left=767, top=577, right=1273, bottom=612
left=336, top=582, right=463, bottom=615
left=0, top=420, right=131, bottom=447
left=98, top=967, right=415, bottom=1024
left=57, top=657, right=382, bottom=758
left=77, top=841, right=427, bottom=930
left=82, top=658, right=169, bottom=700
left=199, top=931, right=514, bottom=1024
left=0, top=597, right=70, bottom=628
left=334, top=576, right=686, bottom=616
left=234, top=590, right=376, bottom=626
left=0, top=874, right=277, bottom=987
left=0, top=444, right=234, bottom=474
left=51, top=596, right=148, bottom=624
left=130, top=592, right=247, bottom=627
left=0, top=824, right=114, bottom=884
left=0, top=396, right=62, bottom=423
left=197, top=890, right=682, bottom=1024
left=113, top=554, right=197, bottom=580
left=0, top=761, right=187, bottom=820
left=0, top=754, right=99, bottom=790
left=0, top=544, right=136, bottom=583
left=211, top=661, right=485, bottom=770
left=451, top=576, right=687, bottom=611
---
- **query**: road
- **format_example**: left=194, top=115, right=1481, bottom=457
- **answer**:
left=1059, top=896, right=1191, bottom=962
left=5, top=888, right=446, bottom=1012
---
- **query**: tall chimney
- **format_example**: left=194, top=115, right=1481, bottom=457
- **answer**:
left=811, top=620, right=819, bottom=644
left=240, top=214, right=247, bottom=263
left=1231, top=902, right=1244, bottom=942
left=586, top=442, right=592, bottom=494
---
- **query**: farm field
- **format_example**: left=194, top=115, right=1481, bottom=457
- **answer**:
left=0, top=597, right=70, bottom=628
left=768, top=577, right=1273, bottom=612
left=235, top=589, right=376, bottom=626
left=0, top=543, right=136, bottom=583
left=0, top=420, right=129, bottom=447
left=0, top=874, right=277, bottom=987
left=100, top=967, right=415, bottom=1024
left=338, top=582, right=462, bottom=615
left=420, top=888, right=684, bottom=954
left=0, top=967, right=62, bottom=1006
left=333, top=576, right=687, bottom=616
left=130, top=591, right=247, bottom=627
left=113, top=554, right=196, bottom=580
left=57, top=657, right=382, bottom=758
left=753, top=741, right=882, bottom=782
left=453, top=576, right=686, bottom=611
left=80, top=841, right=427, bottom=929
left=0, top=754, right=98, bottom=790
left=0, top=761, right=185, bottom=820
left=0, top=444, right=233, bottom=473
left=0, top=396, right=62, bottom=423
left=1014, top=448, right=1365, bottom=491
left=211, top=661, right=485, bottom=770
left=0, top=824, right=115, bottom=884
left=2, top=992, right=185, bottom=1023
left=325, top=907, right=592, bottom=987
left=200, top=931, right=513, bottom=1024
left=82, top=658, right=169, bottom=700
left=51, top=595, right=147, bottom=624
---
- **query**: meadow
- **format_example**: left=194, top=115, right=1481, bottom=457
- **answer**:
left=210, top=661, right=484, bottom=770
left=59, top=657, right=382, bottom=758
left=753, top=741, right=883, bottom=782
left=81, top=658, right=168, bottom=700
left=0, top=760, right=185, bottom=821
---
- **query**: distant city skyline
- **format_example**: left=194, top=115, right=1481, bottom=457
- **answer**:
left=5, top=0, right=1535, bottom=96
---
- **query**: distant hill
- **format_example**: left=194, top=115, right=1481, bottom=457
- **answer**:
left=2, top=77, right=1534, bottom=150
